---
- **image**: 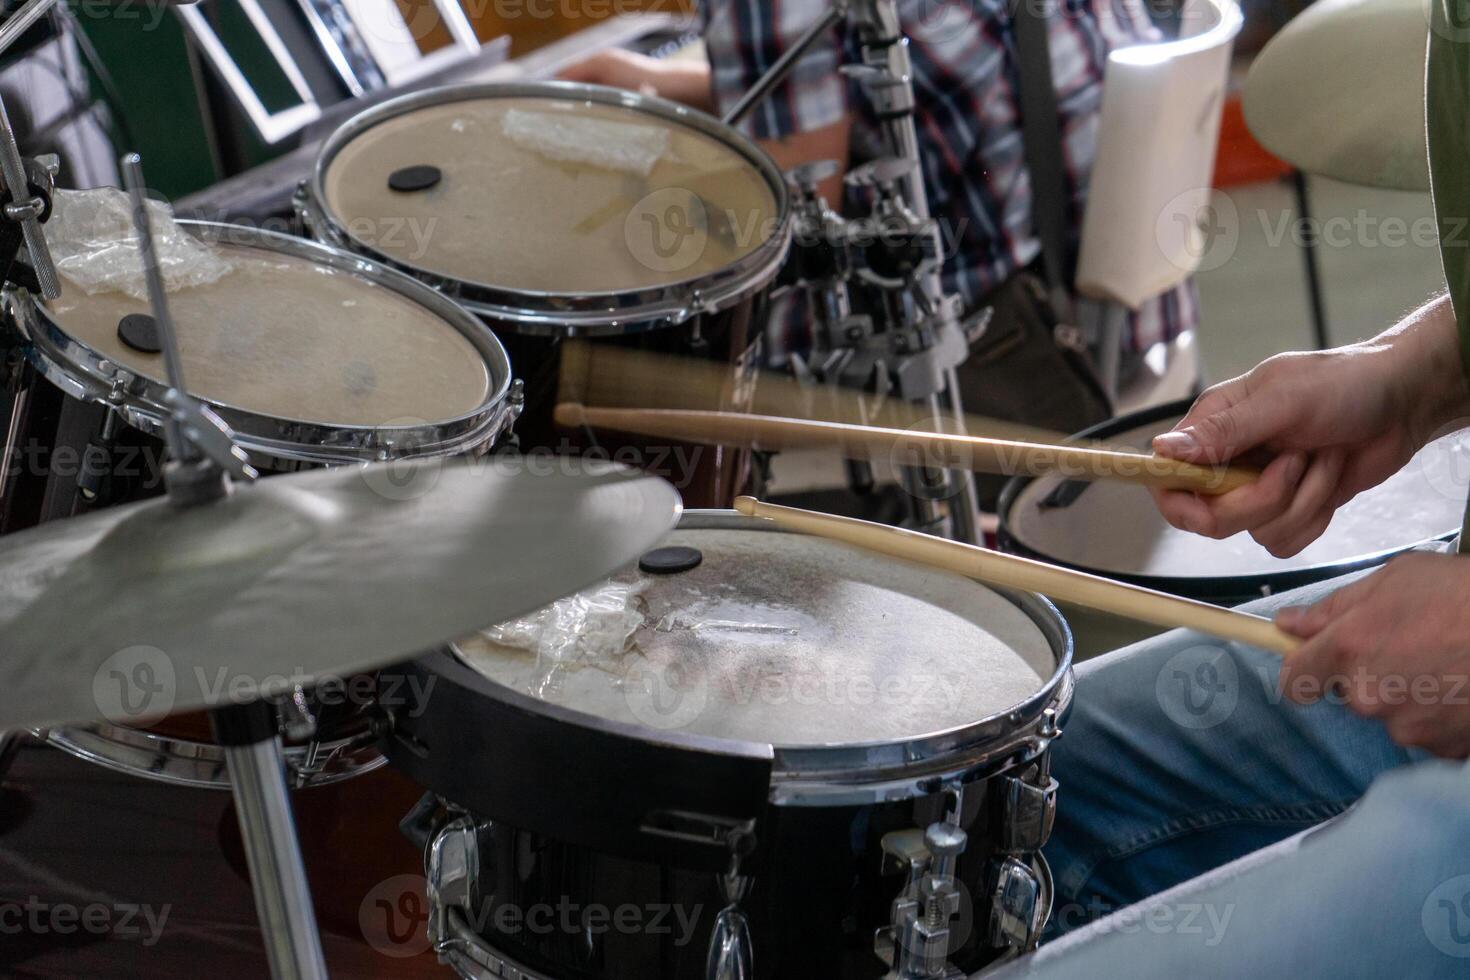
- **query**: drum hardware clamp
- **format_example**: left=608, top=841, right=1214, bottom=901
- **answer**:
left=725, top=0, right=981, bottom=545
left=876, top=820, right=971, bottom=980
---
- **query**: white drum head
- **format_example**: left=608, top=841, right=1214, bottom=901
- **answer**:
left=45, top=240, right=494, bottom=429
left=321, top=93, right=781, bottom=295
left=1009, top=415, right=1470, bottom=582
left=456, top=528, right=1054, bottom=747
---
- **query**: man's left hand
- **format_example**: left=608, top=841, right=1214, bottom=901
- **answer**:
left=1277, top=552, right=1470, bottom=758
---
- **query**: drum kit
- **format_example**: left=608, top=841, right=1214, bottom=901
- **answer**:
left=0, top=0, right=1462, bottom=977
left=0, top=1, right=1062, bottom=979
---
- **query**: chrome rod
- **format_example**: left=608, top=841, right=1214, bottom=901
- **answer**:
left=0, top=71, right=58, bottom=297
left=723, top=2, right=847, bottom=128
left=120, top=153, right=195, bottom=462
left=850, top=0, right=980, bottom=543
left=0, top=0, right=60, bottom=60
left=223, top=736, right=329, bottom=980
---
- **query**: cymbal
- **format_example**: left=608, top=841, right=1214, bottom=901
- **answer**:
left=1243, top=0, right=1430, bottom=192
left=0, top=459, right=681, bottom=730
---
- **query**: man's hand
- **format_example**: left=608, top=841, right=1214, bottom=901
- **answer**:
left=558, top=50, right=716, bottom=113
left=1151, top=296, right=1468, bottom=558
left=1276, top=553, right=1470, bottom=758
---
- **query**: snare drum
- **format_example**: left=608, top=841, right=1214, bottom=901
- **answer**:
left=5, top=221, right=517, bottom=788
left=999, top=401, right=1470, bottom=655
left=379, top=512, right=1074, bottom=979
left=300, top=82, right=793, bottom=507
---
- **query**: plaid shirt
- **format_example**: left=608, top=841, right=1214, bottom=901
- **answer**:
left=701, top=0, right=1199, bottom=360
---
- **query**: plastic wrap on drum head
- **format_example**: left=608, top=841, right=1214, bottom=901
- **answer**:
left=479, top=582, right=646, bottom=697
left=500, top=108, right=671, bottom=177
left=44, top=187, right=233, bottom=299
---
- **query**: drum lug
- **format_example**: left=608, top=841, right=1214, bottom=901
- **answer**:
left=996, top=770, right=1058, bottom=854
left=78, top=410, right=119, bottom=503
left=706, top=904, right=753, bottom=980
left=986, top=855, right=1052, bottom=953
left=425, top=813, right=482, bottom=951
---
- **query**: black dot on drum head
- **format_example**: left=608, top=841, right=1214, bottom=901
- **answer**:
left=388, top=165, right=442, bottom=193
left=117, top=314, right=162, bottom=354
left=639, top=546, right=703, bottom=575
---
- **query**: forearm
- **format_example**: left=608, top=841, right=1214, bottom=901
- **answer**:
left=1373, top=293, right=1470, bottom=440
left=647, top=60, right=717, bottom=114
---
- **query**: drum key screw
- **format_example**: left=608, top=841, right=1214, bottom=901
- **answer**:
left=1039, top=708, right=1060, bottom=740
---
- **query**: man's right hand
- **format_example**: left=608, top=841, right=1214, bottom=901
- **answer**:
left=1150, top=295, right=1469, bottom=558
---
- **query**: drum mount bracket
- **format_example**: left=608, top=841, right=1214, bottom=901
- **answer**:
left=735, top=0, right=982, bottom=544
left=876, top=821, right=970, bottom=980
left=0, top=153, right=55, bottom=295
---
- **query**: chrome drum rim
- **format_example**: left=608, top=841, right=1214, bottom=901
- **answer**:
left=10, top=221, right=518, bottom=465
left=39, top=722, right=387, bottom=790
left=304, top=81, right=794, bottom=338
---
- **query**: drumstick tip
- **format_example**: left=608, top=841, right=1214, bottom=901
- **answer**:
left=553, top=402, right=588, bottom=428
left=733, top=496, right=759, bottom=517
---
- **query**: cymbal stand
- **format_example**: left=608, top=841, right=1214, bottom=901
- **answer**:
left=0, top=0, right=65, bottom=301
left=122, top=155, right=325, bottom=980
left=729, top=0, right=980, bottom=544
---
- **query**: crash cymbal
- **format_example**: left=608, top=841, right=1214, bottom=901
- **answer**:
left=1243, top=0, right=1430, bottom=192
left=0, top=459, right=680, bottom=730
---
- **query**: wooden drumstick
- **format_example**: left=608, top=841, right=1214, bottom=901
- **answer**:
left=558, top=405, right=1258, bottom=495
left=732, top=497, right=1302, bottom=656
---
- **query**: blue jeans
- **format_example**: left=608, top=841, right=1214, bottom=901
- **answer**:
left=991, top=570, right=1470, bottom=978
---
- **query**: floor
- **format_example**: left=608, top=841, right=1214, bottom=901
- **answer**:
left=1195, top=176, right=1443, bottom=379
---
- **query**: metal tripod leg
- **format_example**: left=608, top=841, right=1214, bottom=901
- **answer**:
left=214, top=704, right=328, bottom=980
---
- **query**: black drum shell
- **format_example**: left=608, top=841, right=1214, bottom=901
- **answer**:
left=433, top=771, right=1048, bottom=980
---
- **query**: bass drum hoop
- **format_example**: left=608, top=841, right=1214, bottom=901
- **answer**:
left=997, top=399, right=1463, bottom=603
left=408, top=510, right=1075, bottom=808
left=10, top=221, right=518, bottom=466
left=38, top=722, right=387, bottom=790
left=303, top=81, right=794, bottom=338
